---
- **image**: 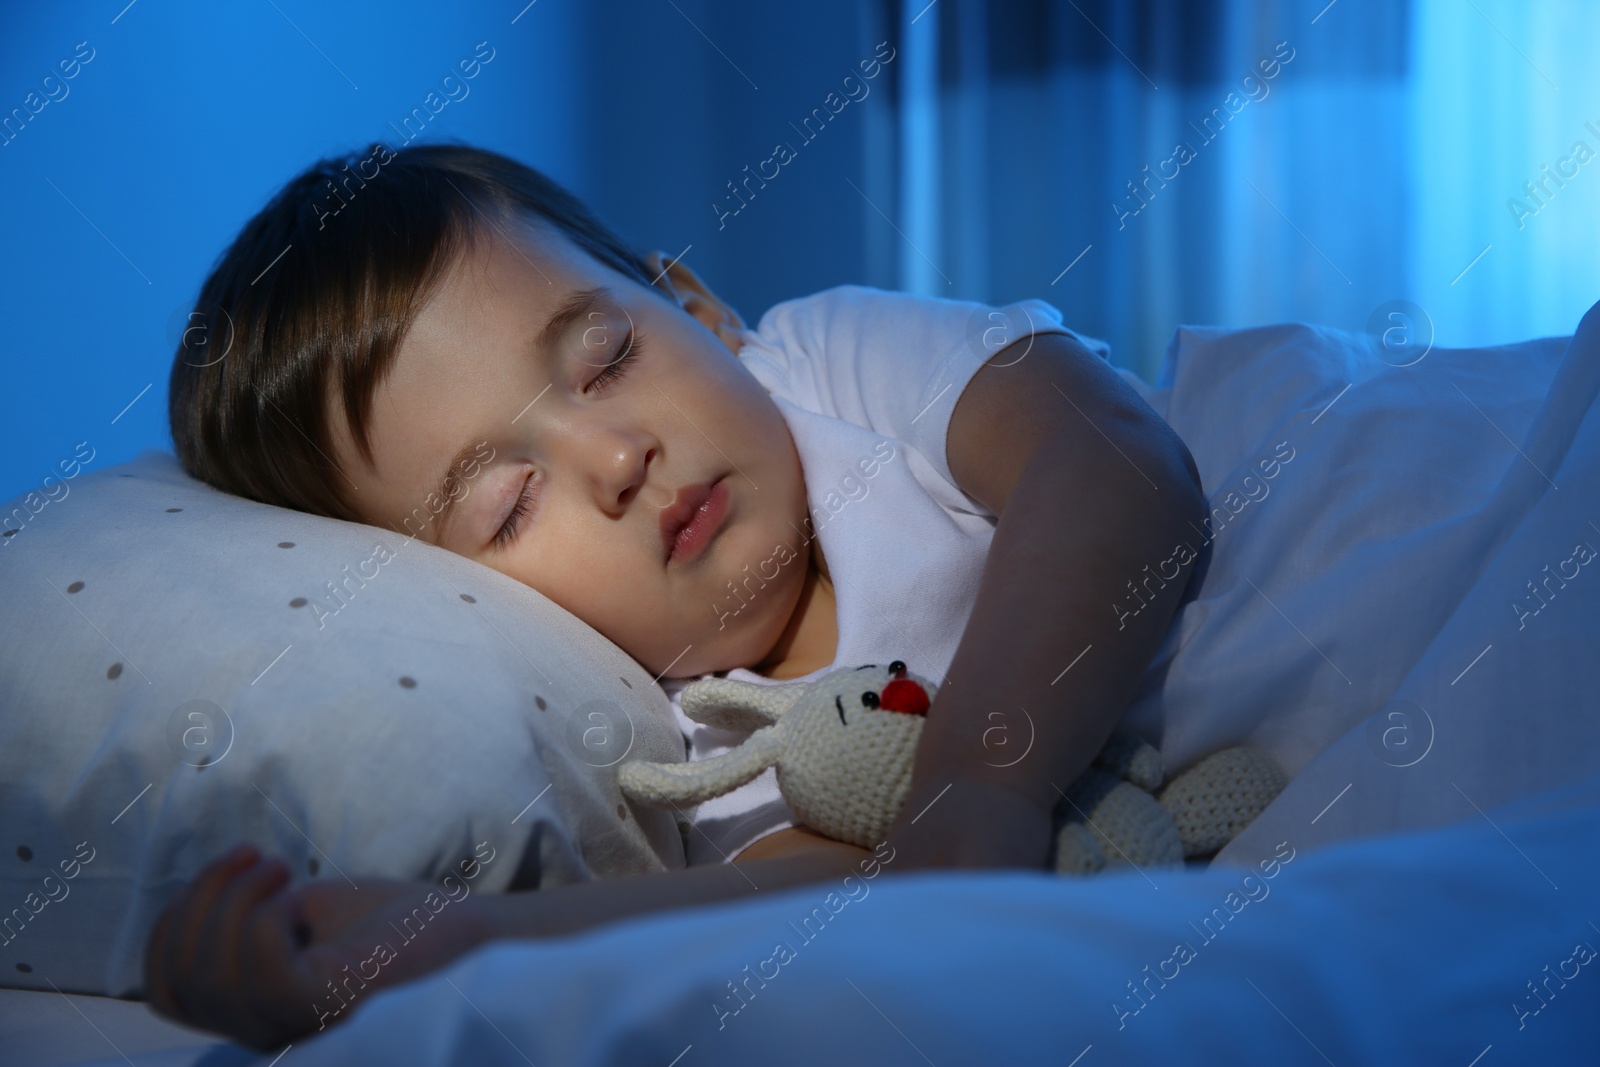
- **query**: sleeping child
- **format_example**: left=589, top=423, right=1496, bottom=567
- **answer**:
left=146, top=142, right=1207, bottom=1047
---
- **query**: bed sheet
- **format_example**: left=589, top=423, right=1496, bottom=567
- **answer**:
left=0, top=986, right=232, bottom=1066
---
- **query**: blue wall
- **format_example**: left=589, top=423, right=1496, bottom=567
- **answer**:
left=0, top=0, right=581, bottom=508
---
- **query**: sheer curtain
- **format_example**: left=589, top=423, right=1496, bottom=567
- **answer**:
left=1406, top=0, right=1600, bottom=349
left=897, top=0, right=1600, bottom=380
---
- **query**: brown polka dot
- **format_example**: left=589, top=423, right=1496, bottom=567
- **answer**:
left=534, top=695, right=547, bottom=711
left=617, top=803, right=628, bottom=820
left=66, top=581, right=84, bottom=594
left=17, top=846, right=32, bottom=862
left=308, top=857, right=320, bottom=876
left=460, top=593, right=476, bottom=603
left=166, top=508, right=182, bottom=513
left=277, top=541, right=295, bottom=549
left=2, top=529, right=16, bottom=537
left=399, top=676, right=417, bottom=689
left=289, top=597, right=307, bottom=608
left=14, top=962, right=31, bottom=973
left=107, top=663, right=123, bottom=680
left=620, top=677, right=633, bottom=689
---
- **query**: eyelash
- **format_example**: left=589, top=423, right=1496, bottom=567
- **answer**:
left=587, top=328, right=644, bottom=394
left=492, top=476, right=537, bottom=552
left=491, top=328, right=646, bottom=550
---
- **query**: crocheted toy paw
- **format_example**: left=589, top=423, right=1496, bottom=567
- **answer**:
left=1050, top=741, right=1288, bottom=873
left=617, top=659, right=1288, bottom=871
left=1052, top=759, right=1183, bottom=874
left=1158, top=746, right=1291, bottom=857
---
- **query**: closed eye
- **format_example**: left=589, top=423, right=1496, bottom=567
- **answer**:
left=586, top=328, right=645, bottom=394
left=835, top=695, right=847, bottom=725
left=491, top=473, right=539, bottom=551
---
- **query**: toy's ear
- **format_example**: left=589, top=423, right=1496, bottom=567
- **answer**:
left=680, top=676, right=809, bottom=732
left=618, top=725, right=785, bottom=806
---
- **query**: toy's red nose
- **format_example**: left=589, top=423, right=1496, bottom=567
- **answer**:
left=879, top=678, right=929, bottom=716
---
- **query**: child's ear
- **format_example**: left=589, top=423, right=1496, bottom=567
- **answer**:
left=643, top=251, right=746, bottom=352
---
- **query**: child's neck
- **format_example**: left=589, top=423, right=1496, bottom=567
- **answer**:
left=750, top=544, right=837, bottom=680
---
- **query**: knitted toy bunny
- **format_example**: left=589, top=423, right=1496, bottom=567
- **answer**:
left=619, top=660, right=1288, bottom=873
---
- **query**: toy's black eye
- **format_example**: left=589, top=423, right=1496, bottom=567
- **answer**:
left=835, top=695, right=848, bottom=725
left=860, top=691, right=880, bottom=709
left=889, top=660, right=906, bottom=676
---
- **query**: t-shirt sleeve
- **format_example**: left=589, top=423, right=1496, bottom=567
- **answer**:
left=735, top=284, right=1114, bottom=491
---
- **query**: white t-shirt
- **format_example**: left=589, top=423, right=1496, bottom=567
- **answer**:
left=662, top=284, right=1140, bottom=866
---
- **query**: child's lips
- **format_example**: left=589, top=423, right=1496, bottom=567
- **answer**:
left=663, top=477, right=730, bottom=565
left=660, top=481, right=711, bottom=562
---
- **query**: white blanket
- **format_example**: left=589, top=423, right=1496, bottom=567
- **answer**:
left=218, top=776, right=1600, bottom=1065
left=1115, top=304, right=1600, bottom=869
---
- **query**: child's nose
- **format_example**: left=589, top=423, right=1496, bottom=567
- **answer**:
left=878, top=678, right=929, bottom=716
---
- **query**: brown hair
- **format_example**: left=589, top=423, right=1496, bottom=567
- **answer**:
left=168, top=141, right=657, bottom=524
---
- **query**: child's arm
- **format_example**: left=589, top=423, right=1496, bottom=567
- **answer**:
left=145, top=836, right=885, bottom=1048
left=878, top=331, right=1206, bottom=873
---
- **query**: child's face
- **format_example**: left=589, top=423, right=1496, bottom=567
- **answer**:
left=328, top=215, right=812, bottom=680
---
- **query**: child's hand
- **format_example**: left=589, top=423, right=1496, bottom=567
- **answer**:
left=143, top=843, right=491, bottom=1049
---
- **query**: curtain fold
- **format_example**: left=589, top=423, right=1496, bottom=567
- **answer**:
left=898, top=0, right=1600, bottom=379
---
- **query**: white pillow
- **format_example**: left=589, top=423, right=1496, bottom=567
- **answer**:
left=0, top=449, right=687, bottom=997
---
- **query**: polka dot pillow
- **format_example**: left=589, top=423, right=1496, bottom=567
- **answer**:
left=0, top=448, right=688, bottom=997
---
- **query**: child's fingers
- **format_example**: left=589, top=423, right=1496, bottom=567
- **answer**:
left=146, top=844, right=262, bottom=1018
left=248, top=888, right=328, bottom=1034
left=206, top=871, right=316, bottom=1048
left=167, top=848, right=269, bottom=991
left=202, top=856, right=290, bottom=957
left=197, top=857, right=291, bottom=991
left=196, top=878, right=330, bottom=1047
left=143, top=900, right=182, bottom=1018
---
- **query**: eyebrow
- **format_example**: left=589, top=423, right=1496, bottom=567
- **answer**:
left=423, top=285, right=612, bottom=546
